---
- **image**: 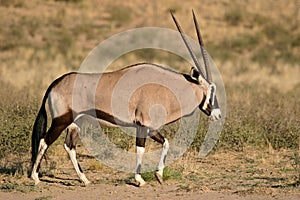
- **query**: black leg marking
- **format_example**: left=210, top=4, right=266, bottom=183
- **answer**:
left=163, top=155, right=167, bottom=164
left=136, top=164, right=142, bottom=174
left=78, top=163, right=83, bottom=173
left=149, top=130, right=165, bottom=145
left=136, top=125, right=148, bottom=147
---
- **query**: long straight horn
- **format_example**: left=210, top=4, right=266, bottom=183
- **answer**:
left=170, top=11, right=206, bottom=79
left=192, top=10, right=212, bottom=83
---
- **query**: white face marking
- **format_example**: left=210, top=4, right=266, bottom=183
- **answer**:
left=202, top=83, right=214, bottom=111
left=210, top=108, right=221, bottom=121
left=211, top=89, right=216, bottom=106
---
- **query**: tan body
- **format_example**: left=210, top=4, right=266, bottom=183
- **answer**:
left=49, top=63, right=207, bottom=130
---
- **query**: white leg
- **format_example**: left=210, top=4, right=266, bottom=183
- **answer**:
left=135, top=146, right=146, bottom=186
left=64, top=144, right=90, bottom=186
left=31, top=139, right=48, bottom=185
left=155, top=138, right=169, bottom=183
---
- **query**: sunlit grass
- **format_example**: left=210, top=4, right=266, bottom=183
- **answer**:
left=0, top=0, right=299, bottom=189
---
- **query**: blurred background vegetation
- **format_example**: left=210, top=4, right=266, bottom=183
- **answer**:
left=0, top=0, right=299, bottom=177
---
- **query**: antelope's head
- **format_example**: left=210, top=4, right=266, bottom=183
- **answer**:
left=171, top=10, right=221, bottom=121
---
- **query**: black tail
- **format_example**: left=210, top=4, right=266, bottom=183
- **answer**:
left=30, top=73, right=73, bottom=170
left=31, top=96, right=48, bottom=169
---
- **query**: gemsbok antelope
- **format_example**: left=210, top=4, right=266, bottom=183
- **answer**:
left=30, top=11, right=221, bottom=187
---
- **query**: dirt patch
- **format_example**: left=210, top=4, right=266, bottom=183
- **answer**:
left=1, top=183, right=299, bottom=200
left=0, top=148, right=299, bottom=199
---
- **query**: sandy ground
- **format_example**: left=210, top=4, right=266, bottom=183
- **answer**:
left=0, top=148, right=299, bottom=200
left=0, top=181, right=299, bottom=200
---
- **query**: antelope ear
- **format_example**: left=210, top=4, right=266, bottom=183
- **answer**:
left=190, top=67, right=200, bottom=82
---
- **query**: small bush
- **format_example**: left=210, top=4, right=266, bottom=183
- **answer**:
left=221, top=33, right=260, bottom=53
left=262, top=22, right=290, bottom=42
left=207, top=43, right=235, bottom=62
left=291, top=34, right=300, bottom=47
left=224, top=7, right=243, bottom=26
left=251, top=46, right=273, bottom=64
left=107, top=5, right=132, bottom=26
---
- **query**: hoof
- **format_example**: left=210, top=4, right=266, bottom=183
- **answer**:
left=155, top=171, right=163, bottom=184
left=83, top=180, right=91, bottom=187
left=134, top=174, right=146, bottom=187
left=132, top=179, right=146, bottom=187
left=135, top=178, right=146, bottom=187
left=31, top=172, right=40, bottom=186
left=34, top=179, right=41, bottom=186
left=83, top=181, right=94, bottom=187
left=138, top=180, right=146, bottom=187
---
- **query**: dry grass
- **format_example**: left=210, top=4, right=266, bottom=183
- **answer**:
left=173, top=148, right=300, bottom=194
left=0, top=0, right=299, bottom=194
left=0, top=0, right=299, bottom=89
